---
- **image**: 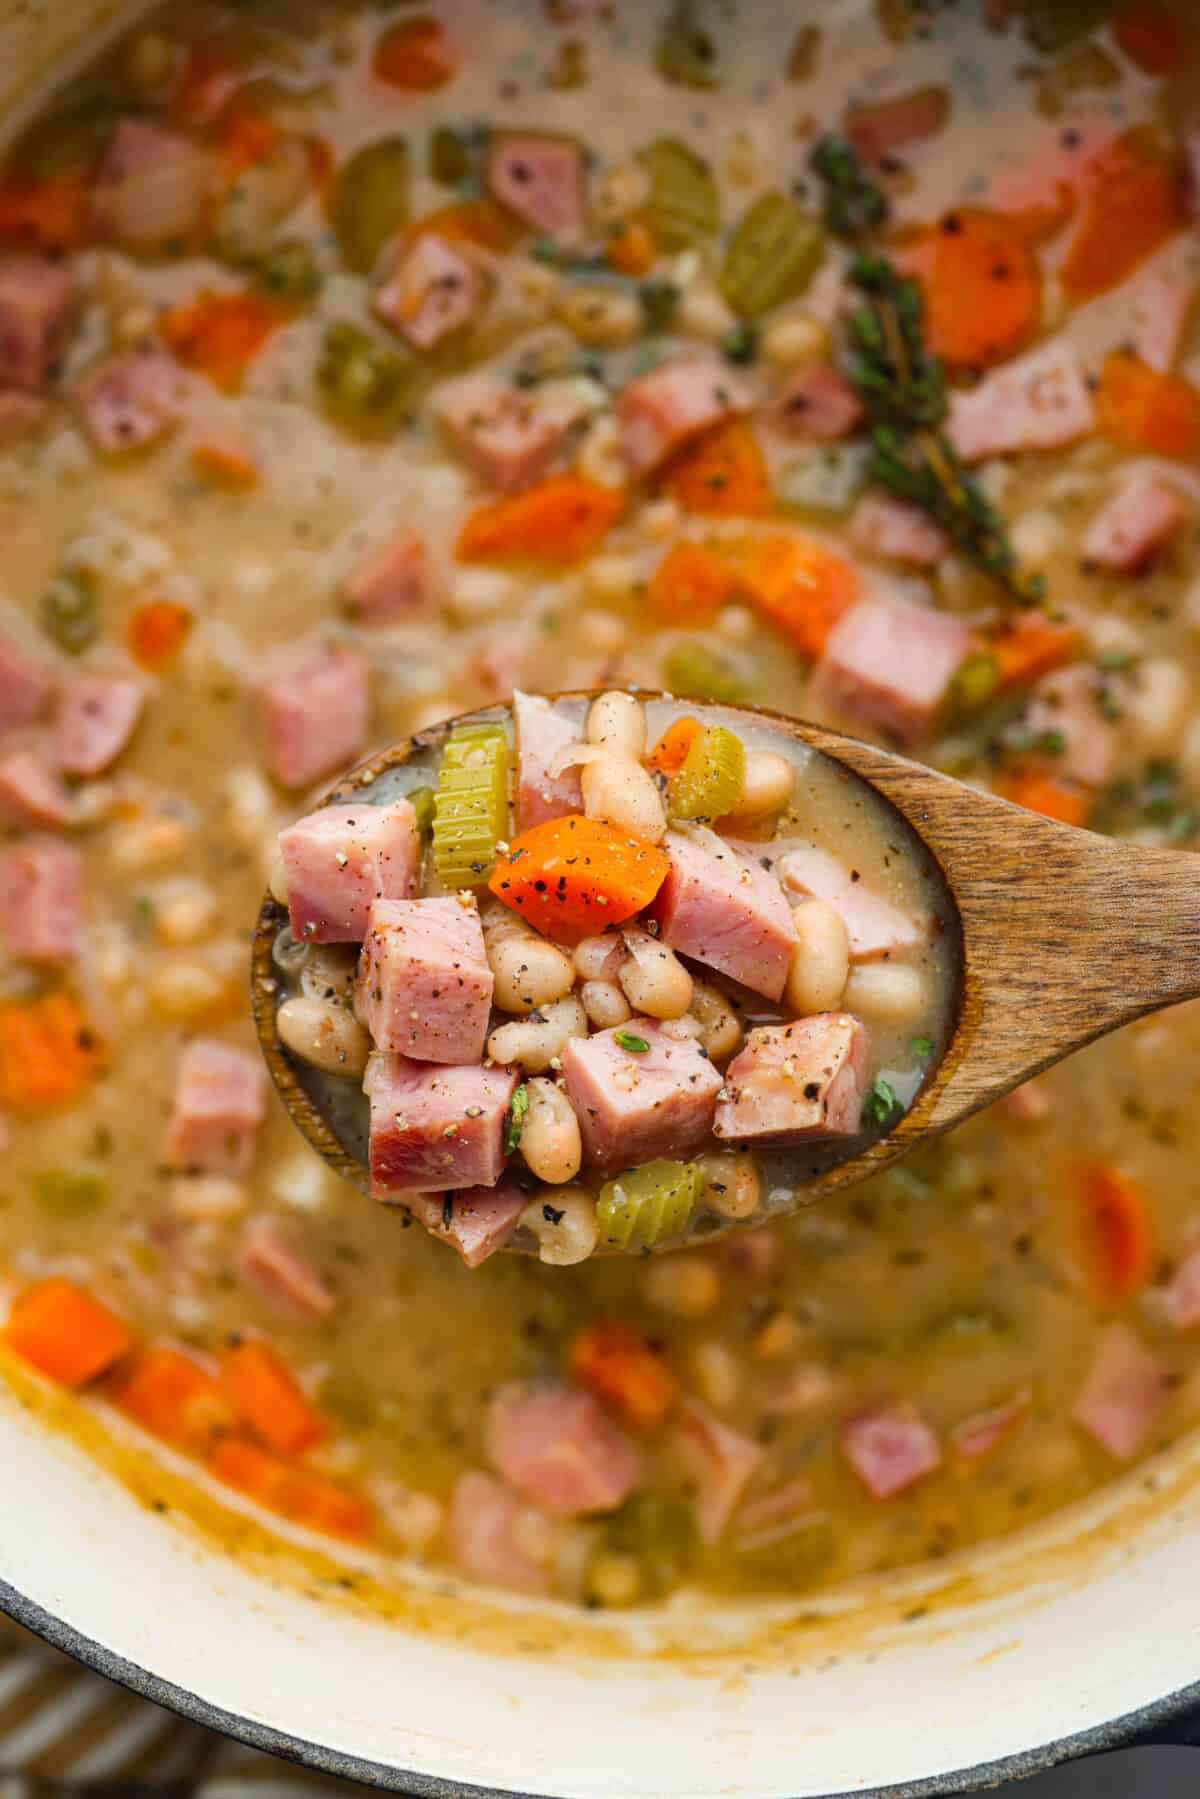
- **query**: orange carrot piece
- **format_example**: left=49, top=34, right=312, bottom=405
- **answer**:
left=570, top=1320, right=677, bottom=1429
left=221, top=1340, right=327, bottom=1458
left=998, top=770, right=1091, bottom=829
left=160, top=291, right=288, bottom=392
left=410, top=200, right=516, bottom=253
left=109, top=1344, right=232, bottom=1450
left=904, top=209, right=1041, bottom=370
left=6, top=1279, right=133, bottom=1388
left=0, top=992, right=105, bottom=1113
left=0, top=171, right=90, bottom=252
left=489, top=814, right=670, bottom=942
left=220, top=106, right=282, bottom=178
left=608, top=220, right=656, bottom=277
left=648, top=716, right=703, bottom=776
left=1113, top=2, right=1184, bottom=74
left=126, top=598, right=192, bottom=672
left=648, top=542, right=742, bottom=627
left=456, top=476, right=625, bottom=567
left=1096, top=349, right=1200, bottom=461
left=171, top=41, right=242, bottom=125
left=209, top=1437, right=374, bottom=1542
left=373, top=16, right=460, bottom=90
left=662, top=418, right=772, bottom=518
left=989, top=615, right=1083, bottom=693
left=1060, top=132, right=1183, bottom=304
left=1071, top=1161, right=1154, bottom=1305
left=739, top=532, right=860, bottom=660
left=190, top=434, right=259, bottom=490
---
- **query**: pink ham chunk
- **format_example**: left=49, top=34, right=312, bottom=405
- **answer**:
left=560, top=1018, right=723, bottom=1176
left=777, top=843, right=925, bottom=961
left=1072, top=1323, right=1170, bottom=1461
left=342, top=529, right=434, bottom=626
left=402, top=1180, right=526, bottom=1268
left=715, top=1015, right=869, bottom=1145
left=1131, top=265, right=1195, bottom=374
left=735, top=1474, right=817, bottom=1537
left=851, top=493, right=950, bottom=567
left=486, top=1381, right=639, bottom=1518
left=772, top=362, right=864, bottom=442
left=513, top=689, right=582, bottom=829
left=485, top=133, right=585, bottom=241
left=841, top=1402, right=941, bottom=1500
left=53, top=677, right=143, bottom=777
left=844, top=85, right=951, bottom=164
left=448, top=1471, right=550, bottom=1593
left=0, top=748, right=71, bottom=829
left=617, top=355, right=749, bottom=477
left=812, top=596, right=971, bottom=745
left=1162, top=1247, right=1200, bottom=1332
left=0, top=838, right=83, bottom=962
left=364, top=1053, right=517, bottom=1194
left=374, top=232, right=491, bottom=350
left=0, top=631, right=51, bottom=728
left=278, top=799, right=420, bottom=943
left=653, top=829, right=796, bottom=1000
left=257, top=645, right=369, bottom=789
left=433, top=370, right=584, bottom=491
left=0, top=256, right=73, bottom=390
left=75, top=348, right=181, bottom=456
left=947, top=340, right=1095, bottom=463
left=670, top=1398, right=764, bottom=1544
left=1080, top=473, right=1188, bottom=574
left=237, top=1219, right=335, bottom=1318
left=91, top=117, right=213, bottom=249
left=355, top=895, right=493, bottom=1064
left=164, top=1038, right=267, bottom=1177
left=1024, top=665, right=1119, bottom=789
left=949, top=1390, right=1030, bottom=1465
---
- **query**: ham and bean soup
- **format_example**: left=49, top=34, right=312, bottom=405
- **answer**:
left=2, top=0, right=1200, bottom=1606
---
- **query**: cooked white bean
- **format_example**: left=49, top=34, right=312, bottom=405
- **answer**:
left=575, top=608, right=630, bottom=654
left=581, top=978, right=633, bottom=1028
left=642, top=1256, right=721, bottom=1319
left=582, top=753, right=667, bottom=843
left=675, top=278, right=737, bottom=344
left=490, top=934, right=576, bottom=1015
left=586, top=690, right=646, bottom=760
left=168, top=1175, right=249, bottom=1222
left=277, top=994, right=371, bottom=1077
left=582, top=555, right=639, bottom=605
left=151, top=878, right=218, bottom=947
left=1121, top=657, right=1192, bottom=757
left=760, top=307, right=829, bottom=367
left=576, top=413, right=625, bottom=489
left=520, top=1078, right=583, bottom=1184
left=573, top=933, right=624, bottom=981
left=843, top=960, right=928, bottom=1026
left=724, top=751, right=795, bottom=827
left=687, top=1339, right=741, bottom=1410
left=700, top=1152, right=760, bottom=1220
left=443, top=568, right=515, bottom=625
left=585, top=1551, right=642, bottom=1608
left=689, top=979, right=744, bottom=1063
left=658, top=1013, right=703, bottom=1041
left=557, top=284, right=642, bottom=348
left=147, top=958, right=228, bottom=1022
left=520, top=1186, right=598, bottom=1265
left=487, top=995, right=588, bottom=1073
left=109, top=813, right=191, bottom=876
left=301, top=943, right=358, bottom=1004
left=618, top=930, right=693, bottom=1019
left=786, top=900, right=850, bottom=1015
left=590, top=159, right=651, bottom=228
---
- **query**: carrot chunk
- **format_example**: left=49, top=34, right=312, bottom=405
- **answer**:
left=608, top=220, right=656, bottom=277
left=160, top=291, right=288, bottom=392
left=6, top=1279, right=133, bottom=1387
left=1060, top=132, right=1183, bottom=304
left=0, top=992, right=105, bottom=1113
left=998, top=770, right=1091, bottom=829
left=1071, top=1161, right=1154, bottom=1305
left=0, top=170, right=90, bottom=252
left=1113, top=3, right=1184, bottom=75
left=904, top=209, right=1041, bottom=370
left=1096, top=349, right=1200, bottom=461
left=410, top=200, right=516, bottom=253
left=648, top=716, right=703, bottom=776
left=648, top=542, right=742, bottom=627
left=489, top=814, right=670, bottom=942
left=456, top=476, right=625, bottom=567
left=221, top=1339, right=327, bottom=1458
left=990, top=615, right=1083, bottom=693
left=373, top=16, right=460, bottom=90
left=570, top=1319, right=677, bottom=1429
left=739, top=532, right=860, bottom=660
left=190, top=435, right=259, bottom=490
left=209, top=1437, right=374, bottom=1542
left=126, top=598, right=192, bottom=672
left=109, top=1344, right=232, bottom=1450
left=219, top=106, right=282, bottom=178
left=662, top=418, right=772, bottom=518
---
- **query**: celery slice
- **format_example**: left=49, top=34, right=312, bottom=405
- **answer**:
left=332, top=136, right=410, bottom=275
left=636, top=138, right=720, bottom=249
left=432, top=723, right=509, bottom=888
left=663, top=640, right=747, bottom=704
left=668, top=724, right=746, bottom=822
left=597, top=1159, right=707, bottom=1250
left=719, top=191, right=825, bottom=318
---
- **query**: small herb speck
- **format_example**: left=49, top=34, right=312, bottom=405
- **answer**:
left=615, top=1030, right=651, bottom=1054
left=865, top=1076, right=900, bottom=1127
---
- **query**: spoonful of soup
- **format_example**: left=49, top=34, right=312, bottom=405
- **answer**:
left=251, top=688, right=1197, bottom=1265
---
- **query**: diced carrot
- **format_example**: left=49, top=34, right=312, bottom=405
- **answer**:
left=304, top=135, right=336, bottom=194
left=160, top=291, right=288, bottom=392
left=373, top=16, right=460, bottom=90
left=998, top=770, right=1091, bottom=829
left=662, top=419, right=772, bottom=518
left=5, top=1279, right=133, bottom=1387
left=0, top=992, right=105, bottom=1114
left=648, top=542, right=742, bottom=627
left=1096, top=349, right=1200, bottom=461
left=410, top=200, right=516, bottom=253
left=648, top=716, right=703, bottom=776
left=126, top=598, right=192, bottom=672
left=221, top=1339, right=327, bottom=1458
left=108, top=1344, right=232, bottom=1450
left=989, top=615, right=1083, bottom=693
left=1113, top=2, right=1184, bottom=75
left=569, top=1319, right=677, bottom=1429
left=1002, top=182, right=1077, bottom=248
left=0, top=170, right=90, bottom=252
left=1071, top=1160, right=1154, bottom=1305
left=903, top=209, right=1042, bottom=370
left=171, top=41, right=243, bottom=126
left=190, top=434, right=259, bottom=490
left=1060, top=131, right=1183, bottom=304
left=219, top=106, right=282, bottom=179
left=739, top=532, right=860, bottom=660
left=209, top=1436, right=374, bottom=1542
left=456, top=476, right=625, bottom=567
left=608, top=220, right=656, bottom=277
left=489, top=814, right=671, bottom=942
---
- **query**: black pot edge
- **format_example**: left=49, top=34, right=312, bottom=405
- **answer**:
left=1, top=1572, right=1194, bottom=1798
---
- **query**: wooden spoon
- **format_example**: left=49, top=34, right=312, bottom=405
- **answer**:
left=250, top=696, right=1200, bottom=1248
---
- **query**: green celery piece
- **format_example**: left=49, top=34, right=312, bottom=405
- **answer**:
left=332, top=136, right=410, bottom=274
left=432, top=723, right=509, bottom=888
left=41, top=568, right=99, bottom=656
left=668, top=724, right=745, bottom=822
left=30, top=1169, right=108, bottom=1219
left=733, top=1513, right=836, bottom=1587
left=655, top=0, right=725, bottom=89
left=663, top=639, right=747, bottom=704
left=597, top=1160, right=707, bottom=1250
left=316, top=322, right=416, bottom=438
left=720, top=191, right=825, bottom=318
left=636, top=138, right=720, bottom=249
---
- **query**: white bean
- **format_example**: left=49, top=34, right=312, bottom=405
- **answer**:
left=642, top=1256, right=721, bottom=1319
left=675, top=278, right=737, bottom=344
left=1121, top=657, right=1192, bottom=758
left=689, top=979, right=744, bottom=1063
left=699, top=1152, right=760, bottom=1220
left=151, top=878, right=218, bottom=947
left=687, top=1339, right=741, bottom=1410
left=557, top=285, right=642, bottom=347
left=786, top=900, right=850, bottom=1016
left=843, top=961, right=928, bottom=1026
left=278, top=995, right=371, bottom=1077
left=590, top=159, right=651, bottom=228
left=586, top=691, right=646, bottom=760
left=760, top=307, right=829, bottom=367
left=582, top=753, right=667, bottom=843
left=573, top=933, right=625, bottom=981
left=520, top=1079, right=583, bottom=1184
left=618, top=930, right=692, bottom=1019
left=581, top=978, right=632, bottom=1028
left=724, top=751, right=795, bottom=826
left=520, top=1187, right=598, bottom=1265
left=301, top=943, right=358, bottom=1004
left=487, top=995, right=588, bottom=1073
left=168, top=1175, right=249, bottom=1222
left=443, top=568, right=515, bottom=625
left=147, top=958, right=228, bottom=1022
left=489, top=934, right=576, bottom=1015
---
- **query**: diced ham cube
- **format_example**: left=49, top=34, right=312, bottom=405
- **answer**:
left=1080, top=473, right=1188, bottom=574
left=53, top=677, right=143, bottom=776
left=771, top=362, right=864, bottom=442
left=947, top=340, right=1095, bottom=463
left=653, top=829, right=796, bottom=1000
left=356, top=895, right=493, bottom=1064
left=513, top=689, right=582, bottom=830
left=777, top=843, right=925, bottom=960
left=433, top=370, right=586, bottom=491
left=0, top=748, right=71, bottom=829
left=841, top=1400, right=941, bottom=1499
left=402, top=1180, right=526, bottom=1268
left=485, top=133, right=585, bottom=242
left=365, top=1052, right=518, bottom=1194
left=617, top=354, right=749, bottom=476
left=75, top=348, right=181, bottom=456
left=1000, top=1078, right=1051, bottom=1123
left=670, top=1398, right=764, bottom=1544
left=91, top=116, right=214, bottom=249
left=851, top=493, right=950, bottom=568
left=1131, top=265, right=1195, bottom=374
left=844, top=85, right=951, bottom=164
left=715, top=1015, right=869, bottom=1145
left=1024, top=664, right=1119, bottom=788
left=237, top=1219, right=335, bottom=1318
left=448, top=1471, right=550, bottom=1592
left=0, top=838, right=83, bottom=962
left=735, top=1474, right=816, bottom=1536
left=812, top=596, right=971, bottom=744
left=949, top=1390, right=1030, bottom=1464
left=1162, top=1246, right=1200, bottom=1332
left=278, top=800, right=420, bottom=944
left=257, top=645, right=370, bottom=789
left=374, top=232, right=491, bottom=350
left=0, top=256, right=73, bottom=390
left=164, top=1038, right=267, bottom=1177
left=0, top=390, right=46, bottom=444
left=1072, top=1323, right=1170, bottom=1461
left=560, top=1018, right=723, bottom=1176
left=342, top=529, right=434, bottom=626
left=0, top=631, right=51, bottom=729
left=486, top=1380, right=639, bottom=1517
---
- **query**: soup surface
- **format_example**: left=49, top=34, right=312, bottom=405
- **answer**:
left=3, top=0, right=1200, bottom=1608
